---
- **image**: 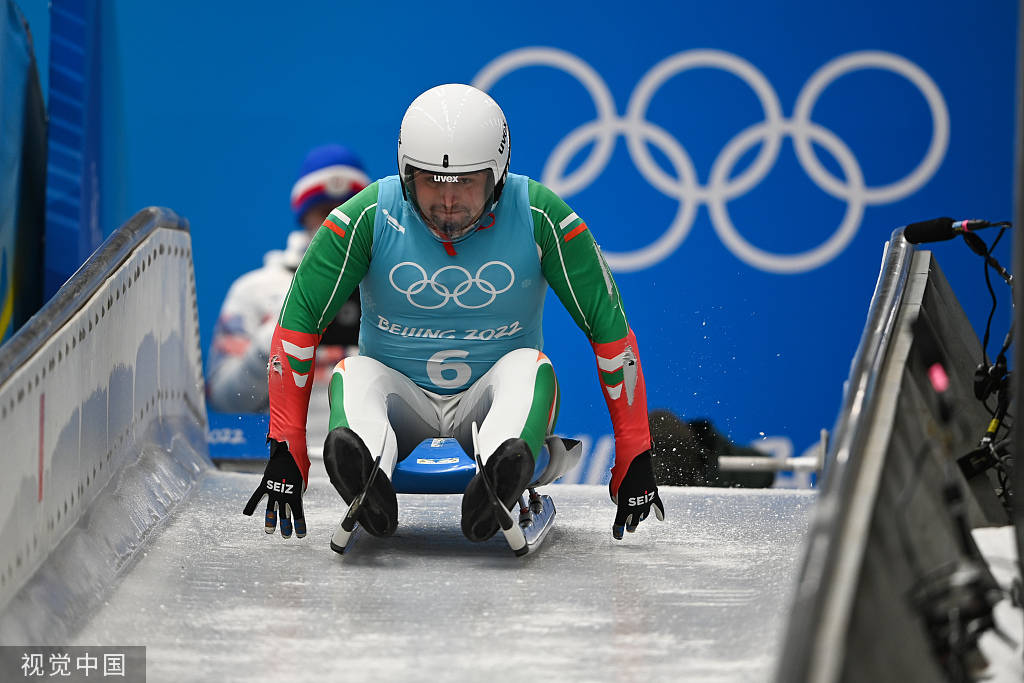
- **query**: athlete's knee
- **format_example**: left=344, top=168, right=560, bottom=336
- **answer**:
left=495, top=347, right=552, bottom=370
left=331, top=354, right=388, bottom=380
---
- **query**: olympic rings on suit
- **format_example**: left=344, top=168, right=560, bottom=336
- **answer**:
left=389, top=260, right=516, bottom=309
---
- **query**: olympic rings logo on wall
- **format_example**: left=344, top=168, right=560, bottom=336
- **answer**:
left=389, top=260, right=516, bottom=309
left=473, top=47, right=949, bottom=273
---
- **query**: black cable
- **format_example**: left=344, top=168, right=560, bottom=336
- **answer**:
left=974, top=377, right=1015, bottom=515
left=908, top=220, right=1017, bottom=679
left=964, top=225, right=1010, bottom=365
left=989, top=225, right=1007, bottom=250
left=979, top=234, right=999, bottom=365
left=989, top=228, right=1011, bottom=355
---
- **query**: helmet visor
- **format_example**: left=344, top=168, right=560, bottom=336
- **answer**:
left=406, top=166, right=495, bottom=242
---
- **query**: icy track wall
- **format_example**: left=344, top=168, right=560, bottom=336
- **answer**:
left=0, top=208, right=209, bottom=642
left=776, top=232, right=1009, bottom=683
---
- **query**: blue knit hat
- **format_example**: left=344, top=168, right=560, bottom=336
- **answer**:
left=290, top=144, right=370, bottom=222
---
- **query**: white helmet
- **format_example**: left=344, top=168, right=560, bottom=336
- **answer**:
left=398, top=84, right=510, bottom=241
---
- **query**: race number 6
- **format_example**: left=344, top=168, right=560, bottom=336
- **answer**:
left=427, top=349, right=472, bottom=389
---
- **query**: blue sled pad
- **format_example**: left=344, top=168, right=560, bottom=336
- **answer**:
left=392, top=438, right=554, bottom=494
left=392, top=438, right=476, bottom=494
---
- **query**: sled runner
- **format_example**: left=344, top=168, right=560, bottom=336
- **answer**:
left=330, top=424, right=581, bottom=556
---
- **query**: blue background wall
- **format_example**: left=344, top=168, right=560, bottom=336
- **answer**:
left=19, top=1, right=1021, bottom=480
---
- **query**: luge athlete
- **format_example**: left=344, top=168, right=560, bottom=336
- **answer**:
left=243, top=84, right=665, bottom=544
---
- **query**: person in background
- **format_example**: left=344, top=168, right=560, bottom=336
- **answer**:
left=206, top=144, right=369, bottom=413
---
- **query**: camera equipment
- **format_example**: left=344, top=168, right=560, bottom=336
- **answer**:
left=902, top=220, right=1017, bottom=681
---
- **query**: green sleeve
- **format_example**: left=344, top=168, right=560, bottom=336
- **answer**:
left=529, top=179, right=629, bottom=344
left=278, top=182, right=378, bottom=334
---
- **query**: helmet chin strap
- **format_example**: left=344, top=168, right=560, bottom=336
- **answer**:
left=425, top=206, right=495, bottom=256
left=426, top=215, right=479, bottom=243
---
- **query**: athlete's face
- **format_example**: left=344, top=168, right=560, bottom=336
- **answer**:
left=411, top=169, right=490, bottom=240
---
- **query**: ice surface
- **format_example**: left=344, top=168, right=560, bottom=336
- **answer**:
left=73, top=464, right=815, bottom=682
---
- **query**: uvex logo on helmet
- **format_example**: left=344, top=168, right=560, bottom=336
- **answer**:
left=498, top=122, right=507, bottom=155
left=433, top=175, right=460, bottom=183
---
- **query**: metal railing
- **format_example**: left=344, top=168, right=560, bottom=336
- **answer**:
left=774, top=228, right=916, bottom=683
left=0, top=207, right=189, bottom=384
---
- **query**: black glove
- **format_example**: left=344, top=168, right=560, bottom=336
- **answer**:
left=613, top=451, right=665, bottom=539
left=242, top=438, right=306, bottom=538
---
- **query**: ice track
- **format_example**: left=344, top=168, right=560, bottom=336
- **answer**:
left=73, top=463, right=814, bottom=682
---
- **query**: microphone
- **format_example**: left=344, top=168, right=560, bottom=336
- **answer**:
left=904, top=217, right=955, bottom=243
left=903, top=217, right=995, bottom=244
